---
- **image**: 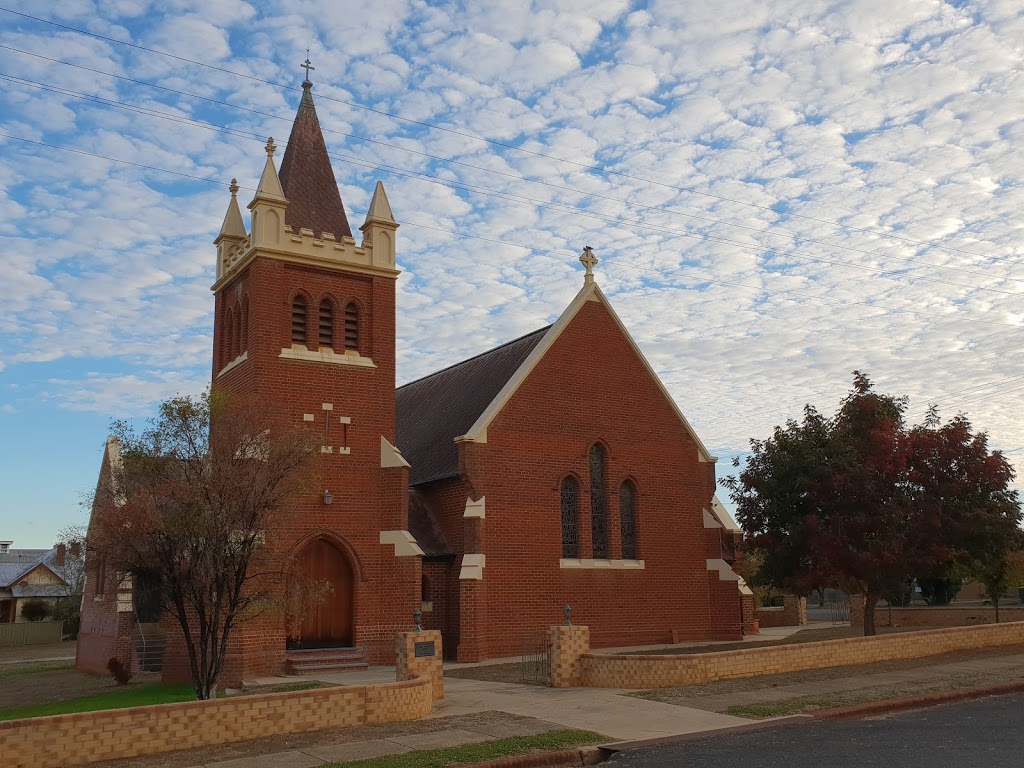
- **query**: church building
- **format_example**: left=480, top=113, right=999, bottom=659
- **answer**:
left=77, top=70, right=746, bottom=684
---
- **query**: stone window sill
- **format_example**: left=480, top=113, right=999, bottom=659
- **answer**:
left=279, top=345, right=376, bottom=368
left=559, top=558, right=645, bottom=570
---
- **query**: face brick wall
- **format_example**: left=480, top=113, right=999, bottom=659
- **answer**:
left=0, top=673, right=434, bottom=768
left=197, top=254, right=418, bottom=681
left=439, top=299, right=740, bottom=661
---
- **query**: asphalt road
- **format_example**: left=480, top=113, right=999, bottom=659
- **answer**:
left=608, top=692, right=1024, bottom=768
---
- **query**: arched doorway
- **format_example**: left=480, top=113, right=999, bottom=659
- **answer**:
left=287, top=538, right=354, bottom=649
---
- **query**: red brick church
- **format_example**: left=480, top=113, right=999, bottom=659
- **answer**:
left=78, top=73, right=746, bottom=683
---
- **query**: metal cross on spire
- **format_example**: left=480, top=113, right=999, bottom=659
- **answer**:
left=302, top=49, right=315, bottom=83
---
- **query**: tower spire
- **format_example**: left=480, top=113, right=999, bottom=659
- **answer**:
left=277, top=64, right=353, bottom=240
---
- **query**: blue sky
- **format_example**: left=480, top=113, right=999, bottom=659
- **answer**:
left=1, top=0, right=1022, bottom=547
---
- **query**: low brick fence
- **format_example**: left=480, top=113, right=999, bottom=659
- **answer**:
left=0, top=629, right=443, bottom=768
left=547, top=621, right=1024, bottom=690
left=852, top=602, right=1024, bottom=629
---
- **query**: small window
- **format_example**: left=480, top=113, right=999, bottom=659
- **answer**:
left=561, top=476, right=579, bottom=558
left=620, top=481, right=637, bottom=560
left=589, top=444, right=609, bottom=558
left=421, top=573, right=430, bottom=603
left=291, top=295, right=307, bottom=344
left=318, top=300, right=333, bottom=349
left=344, top=302, right=358, bottom=351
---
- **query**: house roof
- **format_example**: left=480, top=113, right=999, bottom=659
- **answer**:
left=0, top=546, right=68, bottom=589
left=277, top=80, right=353, bottom=240
left=396, top=327, right=549, bottom=485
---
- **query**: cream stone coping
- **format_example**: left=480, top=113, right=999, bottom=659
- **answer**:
left=463, top=496, right=485, bottom=519
left=214, top=145, right=400, bottom=289
left=379, top=530, right=424, bottom=557
left=216, top=351, right=249, bottom=377
left=279, top=345, right=376, bottom=368
left=706, top=558, right=741, bottom=581
left=702, top=509, right=721, bottom=529
left=710, top=494, right=742, bottom=532
left=559, top=558, right=645, bottom=569
left=455, top=282, right=715, bottom=463
left=459, top=554, right=485, bottom=580
left=380, top=436, right=410, bottom=468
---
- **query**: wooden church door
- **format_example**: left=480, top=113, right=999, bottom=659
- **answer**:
left=289, top=538, right=354, bottom=648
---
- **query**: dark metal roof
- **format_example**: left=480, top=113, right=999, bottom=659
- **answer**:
left=278, top=81, right=353, bottom=240
left=396, top=327, right=549, bottom=486
left=407, top=488, right=453, bottom=557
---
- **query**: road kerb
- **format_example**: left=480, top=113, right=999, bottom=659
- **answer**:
left=464, top=745, right=609, bottom=767
left=814, top=680, right=1024, bottom=720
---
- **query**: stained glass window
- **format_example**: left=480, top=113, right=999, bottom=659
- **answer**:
left=590, top=444, right=608, bottom=558
left=620, top=481, right=637, bottom=560
left=561, top=477, right=579, bottom=558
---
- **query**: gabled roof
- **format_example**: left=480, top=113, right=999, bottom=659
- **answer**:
left=278, top=81, right=353, bottom=240
left=396, top=327, right=549, bottom=485
left=458, top=282, right=715, bottom=462
left=0, top=546, right=67, bottom=589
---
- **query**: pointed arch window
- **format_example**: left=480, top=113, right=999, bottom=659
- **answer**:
left=232, top=304, right=241, bottom=359
left=291, top=295, right=307, bottom=344
left=589, top=444, right=608, bottom=558
left=561, top=476, right=580, bottom=558
left=344, top=302, right=359, bottom=351
left=240, top=296, right=249, bottom=353
left=619, top=481, right=637, bottom=560
left=318, top=300, right=334, bottom=349
left=224, top=308, right=234, bottom=365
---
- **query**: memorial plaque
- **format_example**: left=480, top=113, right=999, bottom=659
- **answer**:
left=414, top=640, right=436, bottom=658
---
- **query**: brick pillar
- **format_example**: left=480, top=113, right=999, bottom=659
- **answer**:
left=549, top=625, right=589, bottom=688
left=849, top=594, right=865, bottom=628
left=783, top=595, right=808, bottom=626
left=740, top=593, right=757, bottom=634
left=396, top=629, right=444, bottom=700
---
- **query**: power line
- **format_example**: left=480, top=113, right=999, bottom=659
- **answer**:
left=4, top=48, right=1018, bottom=292
left=8, top=69, right=1022, bottom=309
left=5, top=130, right=1022, bottom=334
left=0, top=6, right=1008, bottom=266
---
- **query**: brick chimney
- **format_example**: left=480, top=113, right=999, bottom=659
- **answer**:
left=55, top=543, right=66, bottom=568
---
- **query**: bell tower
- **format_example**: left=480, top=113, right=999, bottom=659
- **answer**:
left=206, top=64, right=421, bottom=682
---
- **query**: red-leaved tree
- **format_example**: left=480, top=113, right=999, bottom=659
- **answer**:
left=729, top=372, right=1021, bottom=636
left=88, top=389, right=318, bottom=699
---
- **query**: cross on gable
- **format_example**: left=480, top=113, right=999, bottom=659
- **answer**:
left=302, top=51, right=315, bottom=83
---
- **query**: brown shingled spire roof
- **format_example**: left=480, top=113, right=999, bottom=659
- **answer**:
left=278, top=78, right=353, bottom=240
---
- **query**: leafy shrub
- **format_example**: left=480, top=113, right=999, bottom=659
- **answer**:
left=20, top=599, right=50, bottom=622
left=106, top=657, right=131, bottom=685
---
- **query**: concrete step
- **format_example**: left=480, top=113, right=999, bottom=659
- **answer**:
left=286, top=647, right=368, bottom=675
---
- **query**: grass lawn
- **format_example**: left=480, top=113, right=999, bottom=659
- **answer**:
left=325, top=729, right=606, bottom=768
left=0, top=660, right=74, bottom=678
left=0, top=683, right=196, bottom=721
